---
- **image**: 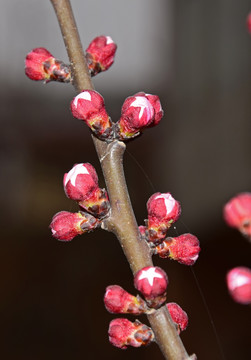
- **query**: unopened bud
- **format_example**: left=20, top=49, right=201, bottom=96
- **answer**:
left=134, top=266, right=168, bottom=308
left=166, top=302, right=188, bottom=334
left=63, top=163, right=110, bottom=218
left=85, top=35, right=117, bottom=76
left=25, top=47, right=71, bottom=83
left=226, top=266, right=251, bottom=305
left=156, top=233, right=200, bottom=265
left=135, top=92, right=164, bottom=126
left=116, top=93, right=159, bottom=140
left=104, top=285, right=148, bottom=315
left=223, top=192, right=251, bottom=240
left=108, top=318, right=154, bottom=349
left=147, top=192, right=181, bottom=244
left=50, top=211, right=99, bottom=241
left=70, top=90, right=113, bottom=140
left=247, top=13, right=251, bottom=34
left=63, top=163, right=98, bottom=201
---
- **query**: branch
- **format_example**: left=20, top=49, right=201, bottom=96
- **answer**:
left=50, top=0, right=195, bottom=359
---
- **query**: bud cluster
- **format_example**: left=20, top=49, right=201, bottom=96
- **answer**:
left=50, top=162, right=110, bottom=241
left=70, top=90, right=163, bottom=142
left=105, top=267, right=189, bottom=349
left=139, top=192, right=200, bottom=266
left=25, top=36, right=117, bottom=83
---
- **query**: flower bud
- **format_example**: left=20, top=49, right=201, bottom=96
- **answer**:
left=134, top=266, right=168, bottom=308
left=85, top=35, right=117, bottom=76
left=63, top=163, right=110, bottom=218
left=135, top=92, right=164, bottom=126
left=70, top=90, right=113, bottom=140
left=108, top=318, right=154, bottom=349
left=116, top=93, right=156, bottom=140
left=223, top=192, right=251, bottom=240
left=166, top=302, right=188, bottom=334
left=50, top=211, right=99, bottom=241
left=226, top=267, right=251, bottom=305
left=25, top=47, right=71, bottom=83
left=155, top=233, right=200, bottom=265
left=104, top=285, right=148, bottom=315
left=63, top=163, right=98, bottom=201
left=147, top=192, right=181, bottom=244
left=247, top=13, right=251, bottom=34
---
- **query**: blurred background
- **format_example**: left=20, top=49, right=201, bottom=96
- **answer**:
left=1, top=0, right=251, bottom=359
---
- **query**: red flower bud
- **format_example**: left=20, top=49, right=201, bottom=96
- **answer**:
left=156, top=234, right=200, bottom=265
left=25, top=47, right=71, bottom=83
left=104, top=285, right=148, bottom=315
left=108, top=318, right=154, bottom=349
left=116, top=93, right=156, bottom=139
left=63, top=163, right=110, bottom=218
left=85, top=35, right=117, bottom=76
left=70, top=90, right=113, bottom=140
left=223, top=192, right=251, bottom=240
left=63, top=163, right=98, bottom=201
left=147, top=192, right=181, bottom=244
left=134, top=266, right=168, bottom=308
left=166, top=302, right=188, bottom=334
left=50, top=211, right=99, bottom=241
left=135, top=92, right=164, bottom=126
left=247, top=13, right=251, bottom=34
left=226, top=267, right=251, bottom=305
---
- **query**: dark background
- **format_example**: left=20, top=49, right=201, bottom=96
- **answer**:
left=1, top=0, right=251, bottom=359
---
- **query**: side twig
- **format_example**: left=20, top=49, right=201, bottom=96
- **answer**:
left=50, top=0, right=194, bottom=359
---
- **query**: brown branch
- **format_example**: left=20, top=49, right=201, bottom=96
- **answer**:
left=50, top=0, right=196, bottom=359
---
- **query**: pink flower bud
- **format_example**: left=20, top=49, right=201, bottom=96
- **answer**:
left=226, top=267, right=251, bottom=305
left=63, top=163, right=110, bottom=218
left=156, top=234, right=200, bottom=265
left=116, top=93, right=156, bottom=139
left=63, top=163, right=98, bottom=201
left=108, top=318, right=154, bottom=349
left=85, top=35, right=117, bottom=76
left=25, top=47, right=71, bottom=83
left=223, top=192, right=251, bottom=240
left=134, top=266, right=168, bottom=308
left=70, top=90, right=113, bottom=140
left=104, top=285, right=148, bottom=315
left=166, top=302, right=188, bottom=334
left=50, top=211, right=99, bottom=241
left=247, top=13, right=251, bottom=34
left=147, top=192, right=181, bottom=244
left=135, top=92, right=164, bottom=126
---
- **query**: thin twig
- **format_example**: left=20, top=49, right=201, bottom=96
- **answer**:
left=50, top=0, right=195, bottom=359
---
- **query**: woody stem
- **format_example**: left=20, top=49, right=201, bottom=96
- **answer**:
left=50, top=0, right=195, bottom=359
